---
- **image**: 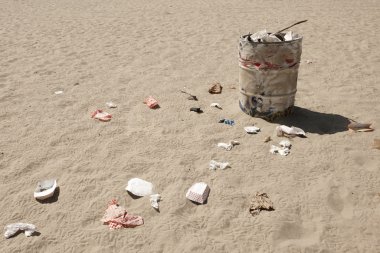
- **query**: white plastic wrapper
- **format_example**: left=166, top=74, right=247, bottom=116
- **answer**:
left=126, top=178, right=154, bottom=197
left=276, top=125, right=306, bottom=137
left=126, top=178, right=162, bottom=210
left=209, top=160, right=230, bottom=170
left=210, top=103, right=222, bottom=109
left=106, top=102, right=117, bottom=108
left=149, top=194, right=161, bottom=210
left=244, top=126, right=261, bottom=134
left=270, top=145, right=290, bottom=156
left=4, top=223, right=37, bottom=239
left=279, top=140, right=291, bottom=148
left=217, top=140, right=239, bottom=151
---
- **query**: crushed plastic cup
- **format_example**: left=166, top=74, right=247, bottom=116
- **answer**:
left=244, top=126, right=260, bottom=134
left=34, top=179, right=57, bottom=200
left=186, top=182, right=210, bottom=204
left=91, top=109, right=112, bottom=122
left=209, top=160, right=230, bottom=170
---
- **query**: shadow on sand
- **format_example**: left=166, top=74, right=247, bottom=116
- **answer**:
left=271, top=106, right=350, bottom=135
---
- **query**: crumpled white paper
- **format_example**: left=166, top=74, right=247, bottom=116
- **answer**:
left=209, top=160, right=230, bottom=170
left=4, top=223, right=37, bottom=239
left=217, top=140, right=239, bottom=151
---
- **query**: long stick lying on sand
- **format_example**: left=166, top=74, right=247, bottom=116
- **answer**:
left=274, top=20, right=308, bottom=35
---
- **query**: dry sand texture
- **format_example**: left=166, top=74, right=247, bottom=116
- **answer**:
left=1, top=0, right=380, bottom=252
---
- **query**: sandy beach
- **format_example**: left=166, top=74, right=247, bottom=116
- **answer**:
left=1, top=0, right=379, bottom=252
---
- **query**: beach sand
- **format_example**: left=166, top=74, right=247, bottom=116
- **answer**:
left=1, top=0, right=379, bottom=252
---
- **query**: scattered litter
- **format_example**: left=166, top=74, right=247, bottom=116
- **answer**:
left=249, top=192, right=274, bottom=216
left=149, top=194, right=161, bottom=210
left=34, top=179, right=57, bottom=200
left=373, top=139, right=380, bottom=150
left=180, top=90, right=198, bottom=101
left=210, top=103, right=222, bottom=109
left=54, top=91, right=63, bottom=95
left=101, top=199, right=143, bottom=229
left=348, top=122, right=374, bottom=132
left=270, top=140, right=291, bottom=156
left=217, top=140, right=240, bottom=151
left=209, top=160, right=230, bottom=170
left=91, top=109, right=112, bottom=122
left=219, top=118, right=235, bottom=126
left=244, top=126, right=260, bottom=134
left=126, top=178, right=161, bottom=210
left=106, top=102, right=117, bottom=108
left=186, top=182, right=210, bottom=204
left=126, top=178, right=153, bottom=197
left=190, top=107, right=203, bottom=113
left=4, top=223, right=37, bottom=239
left=208, top=83, right=223, bottom=94
left=276, top=125, right=306, bottom=137
left=264, top=136, right=272, bottom=143
left=305, top=60, right=313, bottom=64
left=144, top=96, right=159, bottom=109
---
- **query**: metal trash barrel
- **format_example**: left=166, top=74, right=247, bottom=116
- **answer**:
left=238, top=33, right=303, bottom=120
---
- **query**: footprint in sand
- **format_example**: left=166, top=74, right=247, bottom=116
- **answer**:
left=273, top=219, right=323, bottom=250
left=327, top=185, right=354, bottom=219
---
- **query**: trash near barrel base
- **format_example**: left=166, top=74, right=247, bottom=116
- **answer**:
left=238, top=30, right=302, bottom=120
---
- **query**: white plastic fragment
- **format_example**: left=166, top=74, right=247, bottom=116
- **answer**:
left=186, top=182, right=210, bottom=204
left=284, top=31, right=294, bottom=41
left=217, top=140, right=239, bottom=151
left=4, top=223, right=37, bottom=239
left=306, top=60, right=313, bottom=64
left=244, top=126, right=261, bottom=134
left=149, top=194, right=161, bottom=210
left=54, top=91, right=63, bottom=95
left=270, top=145, right=290, bottom=156
left=249, top=30, right=268, bottom=42
left=210, top=103, right=222, bottom=109
left=106, top=102, right=117, bottom=108
left=276, top=125, right=306, bottom=137
left=279, top=140, right=291, bottom=148
left=209, top=160, right=230, bottom=170
left=126, top=178, right=154, bottom=197
left=34, top=179, right=57, bottom=200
